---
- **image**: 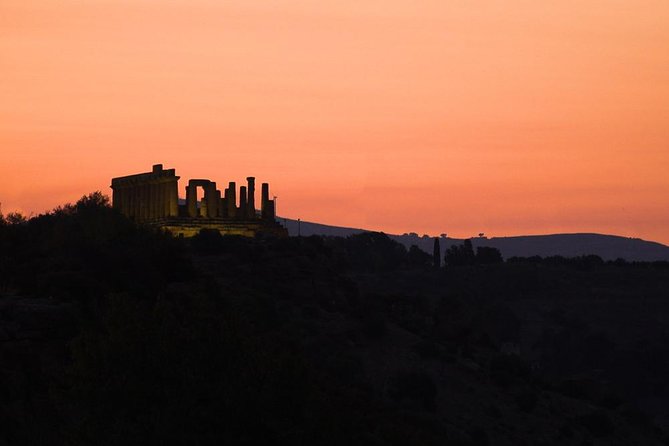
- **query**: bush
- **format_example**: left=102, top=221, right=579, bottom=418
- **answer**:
left=444, top=239, right=475, bottom=267
left=342, top=232, right=408, bottom=272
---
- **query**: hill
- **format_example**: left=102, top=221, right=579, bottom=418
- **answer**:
left=1, top=195, right=669, bottom=445
left=281, top=218, right=669, bottom=261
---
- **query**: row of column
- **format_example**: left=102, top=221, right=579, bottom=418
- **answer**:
left=182, top=177, right=275, bottom=220
left=112, top=176, right=277, bottom=222
left=113, top=179, right=178, bottom=221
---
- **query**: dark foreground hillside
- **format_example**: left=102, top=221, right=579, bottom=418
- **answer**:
left=1, top=194, right=669, bottom=445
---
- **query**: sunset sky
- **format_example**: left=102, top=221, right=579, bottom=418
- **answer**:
left=1, top=1, right=668, bottom=242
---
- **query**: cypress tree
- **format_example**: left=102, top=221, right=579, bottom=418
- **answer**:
left=433, top=237, right=441, bottom=269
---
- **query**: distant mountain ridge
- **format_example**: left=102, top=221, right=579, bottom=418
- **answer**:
left=279, top=217, right=669, bottom=261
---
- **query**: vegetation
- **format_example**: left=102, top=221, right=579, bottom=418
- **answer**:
left=1, top=193, right=668, bottom=445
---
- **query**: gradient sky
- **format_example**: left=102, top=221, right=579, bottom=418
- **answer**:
left=1, top=1, right=668, bottom=242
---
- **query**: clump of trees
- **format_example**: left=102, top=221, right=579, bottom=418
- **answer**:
left=407, top=244, right=432, bottom=267
left=444, top=239, right=476, bottom=266
left=326, top=232, right=408, bottom=272
left=443, top=239, right=503, bottom=266
left=0, top=191, right=192, bottom=301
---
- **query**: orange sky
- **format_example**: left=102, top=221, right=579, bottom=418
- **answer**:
left=1, top=1, right=668, bottom=242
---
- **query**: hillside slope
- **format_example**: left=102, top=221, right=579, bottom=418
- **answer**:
left=1, top=198, right=669, bottom=445
left=280, top=218, right=669, bottom=261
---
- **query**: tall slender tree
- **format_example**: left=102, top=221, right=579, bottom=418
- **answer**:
left=433, top=237, right=441, bottom=269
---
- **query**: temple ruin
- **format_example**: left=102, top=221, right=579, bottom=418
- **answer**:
left=110, top=164, right=287, bottom=237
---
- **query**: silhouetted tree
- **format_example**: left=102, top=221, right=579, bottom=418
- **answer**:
left=433, top=237, right=441, bottom=269
left=341, top=232, right=407, bottom=272
left=5, top=212, right=27, bottom=225
left=444, top=239, right=476, bottom=266
left=476, top=246, right=503, bottom=264
left=407, top=244, right=431, bottom=268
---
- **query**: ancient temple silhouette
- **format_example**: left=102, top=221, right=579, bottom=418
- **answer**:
left=110, top=164, right=286, bottom=237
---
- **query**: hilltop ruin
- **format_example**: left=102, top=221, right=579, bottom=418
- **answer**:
left=110, top=164, right=287, bottom=237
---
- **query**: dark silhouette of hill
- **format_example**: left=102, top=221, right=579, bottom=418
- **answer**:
left=281, top=218, right=669, bottom=261
left=1, top=194, right=669, bottom=445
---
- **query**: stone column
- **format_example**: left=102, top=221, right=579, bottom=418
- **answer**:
left=261, top=183, right=270, bottom=220
left=113, top=187, right=119, bottom=213
left=239, top=186, right=247, bottom=219
left=200, top=197, right=207, bottom=217
left=117, top=187, right=123, bottom=216
left=153, top=182, right=160, bottom=218
left=267, top=200, right=275, bottom=221
left=146, top=183, right=152, bottom=219
left=157, top=183, right=163, bottom=218
left=221, top=198, right=228, bottom=217
left=206, top=182, right=218, bottom=218
left=227, top=182, right=237, bottom=218
left=141, top=183, right=150, bottom=221
left=246, top=177, right=255, bottom=219
left=156, top=182, right=163, bottom=218
left=160, top=182, right=168, bottom=218
left=115, top=187, right=122, bottom=214
left=112, top=188, right=119, bottom=211
left=166, top=181, right=172, bottom=217
left=149, top=182, right=157, bottom=219
left=169, top=180, right=179, bottom=217
left=215, top=190, right=222, bottom=217
left=221, top=189, right=229, bottom=218
left=186, top=183, right=197, bottom=218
